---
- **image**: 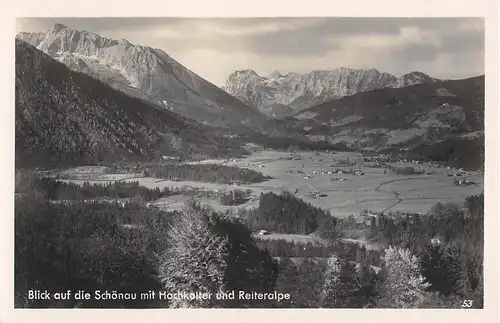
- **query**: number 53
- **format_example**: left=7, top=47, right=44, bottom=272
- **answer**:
left=461, top=300, right=474, bottom=308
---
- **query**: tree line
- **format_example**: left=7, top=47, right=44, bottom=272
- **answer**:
left=243, top=191, right=338, bottom=237
left=109, top=163, right=270, bottom=184
left=25, top=176, right=175, bottom=202
left=235, top=129, right=350, bottom=152
left=407, top=138, right=484, bottom=170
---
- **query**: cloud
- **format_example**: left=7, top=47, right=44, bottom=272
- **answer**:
left=330, top=26, right=441, bottom=50
left=16, top=17, right=484, bottom=86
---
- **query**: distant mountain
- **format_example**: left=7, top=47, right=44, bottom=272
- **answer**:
left=223, top=68, right=439, bottom=117
left=15, top=39, right=245, bottom=168
left=17, top=24, right=266, bottom=128
left=277, top=75, right=484, bottom=163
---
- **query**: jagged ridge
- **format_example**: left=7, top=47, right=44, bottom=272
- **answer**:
left=223, top=68, right=439, bottom=117
left=17, top=25, right=266, bottom=128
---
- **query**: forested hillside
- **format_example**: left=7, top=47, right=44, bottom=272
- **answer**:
left=292, top=76, right=484, bottom=131
left=15, top=40, right=244, bottom=169
left=273, top=76, right=485, bottom=169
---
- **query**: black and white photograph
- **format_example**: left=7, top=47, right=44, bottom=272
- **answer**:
left=6, top=11, right=495, bottom=315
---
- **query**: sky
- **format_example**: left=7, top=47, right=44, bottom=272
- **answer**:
left=16, top=17, right=485, bottom=87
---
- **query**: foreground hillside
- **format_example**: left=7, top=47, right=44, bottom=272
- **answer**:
left=17, top=24, right=267, bottom=128
left=15, top=39, right=245, bottom=168
left=15, top=169, right=484, bottom=308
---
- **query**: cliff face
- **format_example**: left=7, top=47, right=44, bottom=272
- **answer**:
left=223, top=68, right=439, bottom=117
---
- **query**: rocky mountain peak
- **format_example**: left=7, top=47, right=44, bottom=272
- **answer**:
left=16, top=25, right=266, bottom=127
left=269, top=70, right=283, bottom=78
left=50, top=23, right=68, bottom=33
left=223, top=67, right=439, bottom=116
left=235, top=69, right=260, bottom=77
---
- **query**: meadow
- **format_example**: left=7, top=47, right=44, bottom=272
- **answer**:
left=56, top=150, right=484, bottom=219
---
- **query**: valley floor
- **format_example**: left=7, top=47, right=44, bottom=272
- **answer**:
left=56, top=150, right=484, bottom=219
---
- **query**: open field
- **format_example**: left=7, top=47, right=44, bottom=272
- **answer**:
left=56, top=150, right=484, bottom=218
left=252, top=234, right=381, bottom=251
left=252, top=233, right=328, bottom=246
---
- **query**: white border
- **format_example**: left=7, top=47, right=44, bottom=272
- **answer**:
left=1, top=1, right=498, bottom=322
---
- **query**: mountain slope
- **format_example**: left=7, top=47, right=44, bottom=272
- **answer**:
left=15, top=39, right=244, bottom=168
left=223, top=68, right=439, bottom=117
left=17, top=24, right=266, bottom=128
left=280, top=76, right=484, bottom=156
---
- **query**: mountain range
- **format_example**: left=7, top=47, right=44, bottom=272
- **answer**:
left=16, top=24, right=444, bottom=123
left=15, top=24, right=484, bottom=169
left=223, top=68, right=439, bottom=117
left=15, top=39, right=246, bottom=168
left=16, top=24, right=266, bottom=128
